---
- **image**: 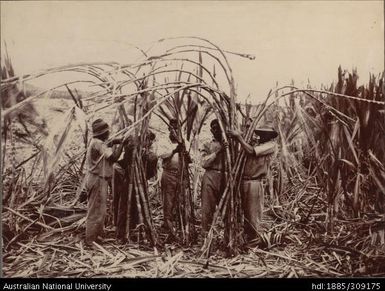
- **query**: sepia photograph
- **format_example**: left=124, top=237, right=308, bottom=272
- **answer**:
left=1, top=0, right=384, bottom=279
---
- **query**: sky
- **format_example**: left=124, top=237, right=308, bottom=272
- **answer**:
left=1, top=1, right=384, bottom=104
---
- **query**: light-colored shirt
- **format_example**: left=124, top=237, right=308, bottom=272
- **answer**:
left=157, top=141, right=180, bottom=171
left=86, top=138, right=114, bottom=178
left=243, top=141, right=276, bottom=178
left=158, top=139, right=191, bottom=171
left=200, top=139, right=226, bottom=171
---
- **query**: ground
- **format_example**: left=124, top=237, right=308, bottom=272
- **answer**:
left=3, top=189, right=384, bottom=278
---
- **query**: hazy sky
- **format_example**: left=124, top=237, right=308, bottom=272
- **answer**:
left=1, top=1, right=384, bottom=103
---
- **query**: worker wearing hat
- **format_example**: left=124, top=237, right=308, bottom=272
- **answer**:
left=227, top=120, right=278, bottom=242
left=85, top=118, right=127, bottom=246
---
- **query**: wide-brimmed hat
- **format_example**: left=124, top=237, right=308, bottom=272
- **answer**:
left=254, top=122, right=278, bottom=139
left=92, top=118, right=109, bottom=137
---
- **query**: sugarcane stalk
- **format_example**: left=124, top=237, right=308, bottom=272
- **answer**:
left=166, top=44, right=255, bottom=60
left=186, top=162, right=195, bottom=243
left=124, top=143, right=136, bottom=240
left=133, top=169, right=144, bottom=220
left=134, top=158, right=156, bottom=245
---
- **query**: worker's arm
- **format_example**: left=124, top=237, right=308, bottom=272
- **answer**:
left=108, top=143, right=124, bottom=162
left=106, top=135, right=132, bottom=163
left=159, top=147, right=178, bottom=160
left=227, top=129, right=254, bottom=155
left=253, top=141, right=276, bottom=157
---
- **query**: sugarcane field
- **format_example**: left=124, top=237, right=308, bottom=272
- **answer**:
left=1, top=1, right=384, bottom=280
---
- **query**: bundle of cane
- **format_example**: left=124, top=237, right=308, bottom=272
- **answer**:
left=123, top=80, right=158, bottom=246
left=200, top=91, right=274, bottom=258
left=172, top=118, right=195, bottom=245
left=156, top=77, right=196, bottom=245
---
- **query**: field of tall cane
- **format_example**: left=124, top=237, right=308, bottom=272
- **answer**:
left=1, top=37, right=253, bottom=249
left=1, top=37, right=385, bottom=277
left=276, top=68, right=384, bottom=226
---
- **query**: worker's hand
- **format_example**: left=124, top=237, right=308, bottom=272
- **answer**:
left=122, top=135, right=131, bottom=146
left=222, top=141, right=229, bottom=150
left=227, top=129, right=242, bottom=139
left=123, top=134, right=139, bottom=148
left=123, top=131, right=132, bottom=142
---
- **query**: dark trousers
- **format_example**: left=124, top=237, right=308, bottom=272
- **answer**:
left=201, top=170, right=225, bottom=232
